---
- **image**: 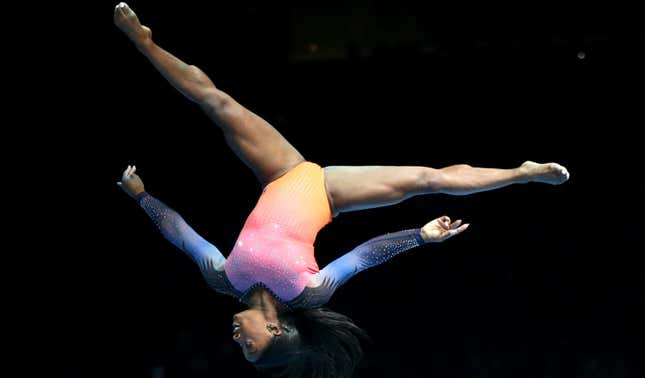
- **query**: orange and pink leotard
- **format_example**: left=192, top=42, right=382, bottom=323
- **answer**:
left=136, top=162, right=427, bottom=309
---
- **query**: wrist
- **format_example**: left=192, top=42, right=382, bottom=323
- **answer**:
left=419, top=228, right=433, bottom=243
left=134, top=191, right=148, bottom=202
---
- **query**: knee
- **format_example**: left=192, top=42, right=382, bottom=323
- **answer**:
left=199, top=87, right=231, bottom=113
left=189, top=65, right=213, bottom=88
left=426, top=164, right=473, bottom=192
left=444, top=164, right=472, bottom=171
left=418, top=165, right=472, bottom=192
left=189, top=65, right=223, bottom=103
left=417, top=167, right=444, bottom=193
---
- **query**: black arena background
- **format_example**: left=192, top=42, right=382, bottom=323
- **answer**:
left=14, top=1, right=643, bottom=377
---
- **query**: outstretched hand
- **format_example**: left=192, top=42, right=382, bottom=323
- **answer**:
left=117, top=165, right=145, bottom=199
left=420, top=216, right=469, bottom=243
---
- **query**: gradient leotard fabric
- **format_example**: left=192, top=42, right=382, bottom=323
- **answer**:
left=136, top=162, right=427, bottom=309
left=225, top=162, right=332, bottom=302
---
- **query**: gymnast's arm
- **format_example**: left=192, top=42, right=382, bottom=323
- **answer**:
left=312, top=216, right=470, bottom=291
left=117, top=165, right=226, bottom=271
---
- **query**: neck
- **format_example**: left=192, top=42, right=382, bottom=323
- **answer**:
left=247, top=287, right=289, bottom=321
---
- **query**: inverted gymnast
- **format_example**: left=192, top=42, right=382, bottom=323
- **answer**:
left=114, top=3, right=570, bottom=377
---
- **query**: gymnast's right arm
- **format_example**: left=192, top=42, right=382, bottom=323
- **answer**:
left=117, top=165, right=226, bottom=272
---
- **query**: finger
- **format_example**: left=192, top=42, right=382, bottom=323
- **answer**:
left=127, top=165, right=133, bottom=176
left=117, top=181, right=122, bottom=187
left=452, top=223, right=470, bottom=235
left=450, top=219, right=463, bottom=229
left=441, top=224, right=469, bottom=241
left=442, top=216, right=451, bottom=229
left=132, top=165, right=137, bottom=174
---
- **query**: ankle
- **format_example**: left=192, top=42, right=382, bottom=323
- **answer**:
left=516, top=165, right=532, bottom=184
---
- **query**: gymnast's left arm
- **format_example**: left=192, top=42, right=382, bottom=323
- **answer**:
left=117, top=165, right=226, bottom=271
left=313, top=216, right=470, bottom=291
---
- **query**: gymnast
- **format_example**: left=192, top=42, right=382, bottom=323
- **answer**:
left=114, top=3, right=570, bottom=377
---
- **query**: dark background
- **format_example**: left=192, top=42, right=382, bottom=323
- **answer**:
left=14, top=0, right=643, bottom=377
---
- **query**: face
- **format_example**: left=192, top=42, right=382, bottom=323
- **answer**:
left=232, top=310, right=280, bottom=362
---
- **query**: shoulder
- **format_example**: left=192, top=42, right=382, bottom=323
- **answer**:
left=289, top=273, right=335, bottom=309
left=199, top=260, right=241, bottom=299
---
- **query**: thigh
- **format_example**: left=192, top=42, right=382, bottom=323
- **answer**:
left=323, top=165, right=433, bottom=214
left=202, top=90, right=305, bottom=186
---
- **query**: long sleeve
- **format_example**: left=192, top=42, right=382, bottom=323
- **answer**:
left=289, top=229, right=426, bottom=308
left=136, top=192, right=241, bottom=299
left=136, top=192, right=226, bottom=271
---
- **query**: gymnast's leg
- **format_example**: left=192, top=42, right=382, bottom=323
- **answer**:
left=324, top=161, right=569, bottom=215
left=114, top=3, right=304, bottom=186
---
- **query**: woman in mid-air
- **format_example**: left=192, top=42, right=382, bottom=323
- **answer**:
left=114, top=3, right=569, bottom=377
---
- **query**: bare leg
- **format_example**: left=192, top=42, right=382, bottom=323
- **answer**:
left=199, top=91, right=305, bottom=186
left=114, top=3, right=304, bottom=186
left=324, top=161, right=569, bottom=215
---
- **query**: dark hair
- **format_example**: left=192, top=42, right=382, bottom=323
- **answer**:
left=253, top=307, right=371, bottom=378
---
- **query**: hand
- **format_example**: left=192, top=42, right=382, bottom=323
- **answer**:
left=117, top=165, right=145, bottom=199
left=114, top=2, right=153, bottom=48
left=420, top=216, right=469, bottom=243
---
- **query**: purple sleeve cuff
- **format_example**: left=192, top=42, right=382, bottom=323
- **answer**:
left=413, top=228, right=426, bottom=245
left=135, top=191, right=150, bottom=203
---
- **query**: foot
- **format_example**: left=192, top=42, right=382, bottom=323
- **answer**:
left=519, top=161, right=570, bottom=185
left=113, top=2, right=152, bottom=48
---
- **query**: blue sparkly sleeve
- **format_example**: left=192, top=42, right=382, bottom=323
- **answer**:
left=319, top=228, right=426, bottom=288
left=136, top=192, right=226, bottom=272
left=294, top=229, right=426, bottom=307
